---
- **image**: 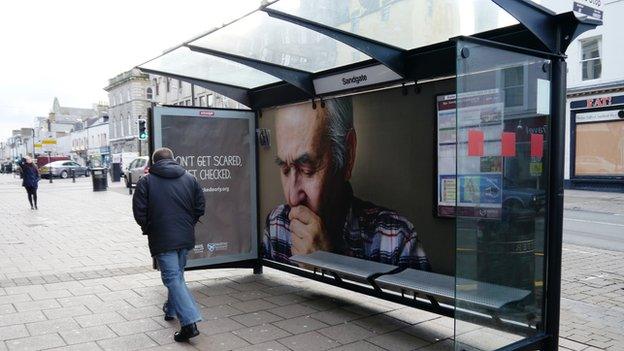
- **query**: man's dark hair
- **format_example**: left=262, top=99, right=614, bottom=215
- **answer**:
left=152, top=148, right=174, bottom=163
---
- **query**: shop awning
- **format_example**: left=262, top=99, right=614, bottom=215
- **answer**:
left=137, top=0, right=601, bottom=109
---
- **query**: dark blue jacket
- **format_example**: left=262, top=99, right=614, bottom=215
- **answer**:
left=132, top=159, right=205, bottom=256
left=20, top=163, right=39, bottom=189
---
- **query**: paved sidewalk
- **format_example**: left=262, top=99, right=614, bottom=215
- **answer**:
left=0, top=175, right=621, bottom=350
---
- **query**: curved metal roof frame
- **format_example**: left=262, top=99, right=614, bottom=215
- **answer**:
left=137, top=0, right=601, bottom=110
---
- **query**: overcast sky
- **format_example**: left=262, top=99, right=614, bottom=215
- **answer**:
left=0, top=0, right=260, bottom=140
left=0, top=0, right=590, bottom=141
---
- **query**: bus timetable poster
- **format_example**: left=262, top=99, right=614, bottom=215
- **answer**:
left=436, top=90, right=504, bottom=218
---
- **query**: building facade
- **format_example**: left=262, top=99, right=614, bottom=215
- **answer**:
left=70, top=115, right=110, bottom=166
left=104, top=69, right=152, bottom=162
left=564, top=0, right=624, bottom=191
left=148, top=75, right=246, bottom=109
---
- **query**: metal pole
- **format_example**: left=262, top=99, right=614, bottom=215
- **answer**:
left=544, top=57, right=566, bottom=351
left=128, top=172, right=133, bottom=195
left=48, top=152, right=52, bottom=183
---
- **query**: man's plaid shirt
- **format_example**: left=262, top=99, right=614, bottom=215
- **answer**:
left=262, top=194, right=430, bottom=270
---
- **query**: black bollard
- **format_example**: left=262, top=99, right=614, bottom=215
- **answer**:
left=72, top=169, right=75, bottom=183
left=128, top=173, right=133, bottom=195
left=49, top=166, right=52, bottom=183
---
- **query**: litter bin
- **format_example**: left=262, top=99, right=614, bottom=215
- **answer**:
left=91, top=168, right=108, bottom=192
left=111, top=163, right=121, bottom=182
left=477, top=208, right=536, bottom=292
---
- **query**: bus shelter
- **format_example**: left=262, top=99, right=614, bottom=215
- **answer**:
left=137, top=1, right=602, bottom=349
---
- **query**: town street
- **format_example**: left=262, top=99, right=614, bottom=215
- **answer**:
left=0, top=175, right=621, bottom=350
left=564, top=191, right=624, bottom=252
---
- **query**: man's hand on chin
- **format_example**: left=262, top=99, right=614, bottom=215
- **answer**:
left=289, top=205, right=330, bottom=256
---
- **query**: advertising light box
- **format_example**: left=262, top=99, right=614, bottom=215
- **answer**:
left=152, top=106, right=257, bottom=268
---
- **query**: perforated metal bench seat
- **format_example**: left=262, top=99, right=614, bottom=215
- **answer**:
left=290, top=251, right=398, bottom=283
left=290, top=251, right=531, bottom=311
left=375, top=269, right=531, bottom=310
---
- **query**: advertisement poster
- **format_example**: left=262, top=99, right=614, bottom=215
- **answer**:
left=153, top=107, right=257, bottom=267
left=436, top=90, right=504, bottom=218
left=257, top=96, right=431, bottom=271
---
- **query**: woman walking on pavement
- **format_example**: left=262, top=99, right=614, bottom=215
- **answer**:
left=19, top=156, right=40, bottom=210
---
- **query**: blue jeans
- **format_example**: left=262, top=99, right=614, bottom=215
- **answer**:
left=155, top=249, right=202, bottom=326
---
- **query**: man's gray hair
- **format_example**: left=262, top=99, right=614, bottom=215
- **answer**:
left=152, top=147, right=174, bottom=163
left=324, top=98, right=353, bottom=174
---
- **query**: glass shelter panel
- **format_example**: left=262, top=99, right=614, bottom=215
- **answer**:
left=454, top=40, right=551, bottom=350
left=268, top=0, right=517, bottom=50
left=190, top=11, right=370, bottom=73
left=140, top=47, right=280, bottom=89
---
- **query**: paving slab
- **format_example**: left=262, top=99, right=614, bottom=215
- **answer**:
left=0, top=175, right=622, bottom=350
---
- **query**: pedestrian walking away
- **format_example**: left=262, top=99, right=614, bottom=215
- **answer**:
left=19, top=156, right=39, bottom=210
left=132, top=147, right=206, bottom=342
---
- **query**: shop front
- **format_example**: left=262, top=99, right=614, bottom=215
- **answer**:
left=136, top=1, right=601, bottom=349
left=567, top=94, right=624, bottom=191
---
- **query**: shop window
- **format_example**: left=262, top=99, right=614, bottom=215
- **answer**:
left=575, top=115, right=624, bottom=176
left=581, top=37, right=602, bottom=81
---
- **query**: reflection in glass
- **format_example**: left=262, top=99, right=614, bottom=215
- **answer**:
left=190, top=11, right=370, bottom=73
left=139, top=47, right=280, bottom=89
left=454, top=40, right=551, bottom=350
left=268, top=0, right=517, bottom=50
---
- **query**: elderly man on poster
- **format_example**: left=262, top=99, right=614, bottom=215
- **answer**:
left=263, top=98, right=430, bottom=270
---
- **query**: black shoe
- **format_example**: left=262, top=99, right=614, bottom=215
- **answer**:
left=30, top=205, right=34, bottom=210
left=174, top=322, right=199, bottom=342
left=163, top=303, right=174, bottom=321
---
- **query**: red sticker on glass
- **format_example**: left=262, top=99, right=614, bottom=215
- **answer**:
left=531, top=133, right=544, bottom=158
left=468, top=130, right=484, bottom=156
left=501, top=132, right=516, bottom=157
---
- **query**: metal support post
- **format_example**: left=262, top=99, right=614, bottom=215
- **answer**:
left=253, top=261, right=263, bottom=275
left=544, top=57, right=566, bottom=351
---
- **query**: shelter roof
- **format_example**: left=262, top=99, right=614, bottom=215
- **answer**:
left=138, top=0, right=602, bottom=109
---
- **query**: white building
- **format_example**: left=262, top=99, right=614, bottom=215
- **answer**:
left=564, top=0, right=624, bottom=191
left=70, top=115, right=110, bottom=166
left=104, top=69, right=152, bottom=163
left=148, top=75, right=246, bottom=109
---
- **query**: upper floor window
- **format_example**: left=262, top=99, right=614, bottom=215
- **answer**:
left=153, top=79, right=159, bottom=96
left=166, top=78, right=171, bottom=93
left=178, top=79, right=183, bottom=89
left=503, top=65, right=524, bottom=108
left=146, top=87, right=153, bottom=100
left=581, top=36, right=601, bottom=81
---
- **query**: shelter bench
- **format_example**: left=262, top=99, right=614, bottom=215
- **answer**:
left=290, top=251, right=531, bottom=322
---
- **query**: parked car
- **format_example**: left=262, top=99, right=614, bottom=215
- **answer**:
left=503, top=187, right=546, bottom=212
left=39, top=160, right=90, bottom=179
left=123, top=156, right=149, bottom=187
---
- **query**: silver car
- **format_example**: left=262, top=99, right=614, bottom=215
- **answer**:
left=123, top=156, right=149, bottom=187
left=39, top=160, right=90, bottom=179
